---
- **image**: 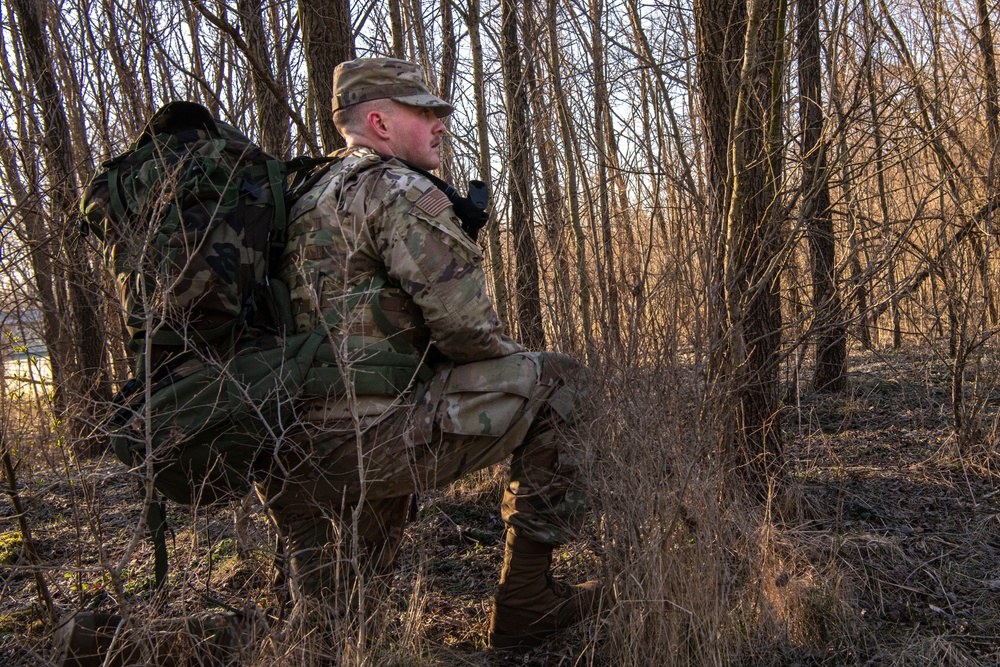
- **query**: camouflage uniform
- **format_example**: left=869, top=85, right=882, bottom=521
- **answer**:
left=254, top=67, right=588, bottom=610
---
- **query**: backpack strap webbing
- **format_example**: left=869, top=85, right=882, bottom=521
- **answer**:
left=147, top=494, right=170, bottom=589
left=301, top=274, right=434, bottom=395
left=107, top=163, right=126, bottom=224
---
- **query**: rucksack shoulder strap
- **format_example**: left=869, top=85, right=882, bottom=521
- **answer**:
left=285, top=156, right=340, bottom=202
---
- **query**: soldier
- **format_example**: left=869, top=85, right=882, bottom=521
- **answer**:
left=254, top=56, right=606, bottom=650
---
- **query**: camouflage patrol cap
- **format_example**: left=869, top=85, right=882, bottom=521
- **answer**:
left=333, top=58, right=454, bottom=117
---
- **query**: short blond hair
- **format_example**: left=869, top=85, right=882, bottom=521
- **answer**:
left=333, top=98, right=396, bottom=140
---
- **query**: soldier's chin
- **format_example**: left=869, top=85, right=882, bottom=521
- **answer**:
left=419, top=155, right=441, bottom=171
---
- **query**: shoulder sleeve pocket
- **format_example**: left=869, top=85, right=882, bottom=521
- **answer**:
left=410, top=205, right=484, bottom=264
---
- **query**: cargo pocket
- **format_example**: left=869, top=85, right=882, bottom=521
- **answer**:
left=426, top=354, right=541, bottom=438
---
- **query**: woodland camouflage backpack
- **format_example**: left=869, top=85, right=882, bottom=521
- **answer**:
left=81, top=101, right=293, bottom=348
left=80, top=100, right=329, bottom=584
left=79, top=102, right=473, bottom=584
left=79, top=102, right=399, bottom=585
left=79, top=99, right=434, bottom=498
left=80, top=99, right=319, bottom=501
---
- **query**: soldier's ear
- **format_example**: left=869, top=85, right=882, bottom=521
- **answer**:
left=367, top=109, right=392, bottom=139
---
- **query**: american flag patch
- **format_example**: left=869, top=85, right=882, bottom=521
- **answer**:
left=414, top=189, right=451, bottom=217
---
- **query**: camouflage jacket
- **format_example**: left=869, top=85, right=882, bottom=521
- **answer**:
left=279, top=146, right=522, bottom=413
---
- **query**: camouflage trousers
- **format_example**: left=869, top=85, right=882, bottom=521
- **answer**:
left=253, top=351, right=589, bottom=609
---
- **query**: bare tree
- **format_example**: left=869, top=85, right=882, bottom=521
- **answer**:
left=437, top=0, right=458, bottom=184
left=976, top=0, right=1000, bottom=166
left=500, top=0, right=545, bottom=348
left=10, top=0, right=110, bottom=435
left=238, top=0, right=291, bottom=157
left=466, top=0, right=511, bottom=325
left=389, top=0, right=406, bottom=58
left=589, top=0, right=621, bottom=358
left=800, top=0, right=846, bottom=392
left=521, top=2, right=577, bottom=352
left=546, top=0, right=594, bottom=361
left=697, top=0, right=785, bottom=493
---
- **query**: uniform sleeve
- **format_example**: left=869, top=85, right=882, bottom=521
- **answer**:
left=373, top=174, right=524, bottom=362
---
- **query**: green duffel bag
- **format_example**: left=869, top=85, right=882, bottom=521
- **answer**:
left=109, top=328, right=325, bottom=506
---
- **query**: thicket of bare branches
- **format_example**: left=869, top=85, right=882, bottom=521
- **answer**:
left=3, top=0, right=1000, bottom=664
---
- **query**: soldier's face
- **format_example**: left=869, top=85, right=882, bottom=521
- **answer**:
left=385, top=103, right=446, bottom=170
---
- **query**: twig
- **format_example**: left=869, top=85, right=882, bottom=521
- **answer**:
left=1, top=431, right=57, bottom=624
left=188, top=0, right=318, bottom=153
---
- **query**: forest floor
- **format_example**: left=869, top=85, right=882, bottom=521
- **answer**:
left=783, top=347, right=1000, bottom=665
left=1, top=345, right=999, bottom=665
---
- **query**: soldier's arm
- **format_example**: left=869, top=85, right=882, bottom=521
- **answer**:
left=376, top=176, right=524, bottom=363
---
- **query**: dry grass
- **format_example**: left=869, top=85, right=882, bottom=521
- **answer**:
left=2, top=343, right=1000, bottom=665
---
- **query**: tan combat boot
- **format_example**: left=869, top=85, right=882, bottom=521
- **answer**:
left=488, top=530, right=605, bottom=649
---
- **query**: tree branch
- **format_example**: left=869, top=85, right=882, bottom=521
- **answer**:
left=190, top=0, right=319, bottom=154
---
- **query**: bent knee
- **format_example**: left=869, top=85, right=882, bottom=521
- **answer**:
left=523, top=351, right=585, bottom=385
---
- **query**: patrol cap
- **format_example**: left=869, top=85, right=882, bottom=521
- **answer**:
left=333, top=58, right=454, bottom=117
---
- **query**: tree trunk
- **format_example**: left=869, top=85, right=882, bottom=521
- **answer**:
left=547, top=0, right=593, bottom=361
left=468, top=0, right=510, bottom=326
left=975, top=0, right=1000, bottom=324
left=800, top=0, right=846, bottom=392
left=590, top=0, right=621, bottom=358
left=0, top=130, right=70, bottom=407
left=100, top=0, right=144, bottom=127
left=437, top=0, right=458, bottom=183
left=696, top=0, right=744, bottom=368
left=299, top=0, right=354, bottom=153
left=406, top=0, right=432, bottom=81
left=977, top=0, right=1000, bottom=159
left=697, top=0, right=785, bottom=495
left=522, top=7, right=575, bottom=352
left=500, top=0, right=545, bottom=348
left=238, top=0, right=291, bottom=158
left=389, top=0, right=405, bottom=58
left=828, top=1, right=872, bottom=351
left=11, top=0, right=110, bottom=437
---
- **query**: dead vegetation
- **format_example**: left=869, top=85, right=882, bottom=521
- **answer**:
left=1, top=344, right=999, bottom=666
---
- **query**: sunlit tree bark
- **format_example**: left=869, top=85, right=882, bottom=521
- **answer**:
left=500, top=0, right=544, bottom=348
left=697, top=0, right=785, bottom=494
left=800, top=0, right=846, bottom=392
